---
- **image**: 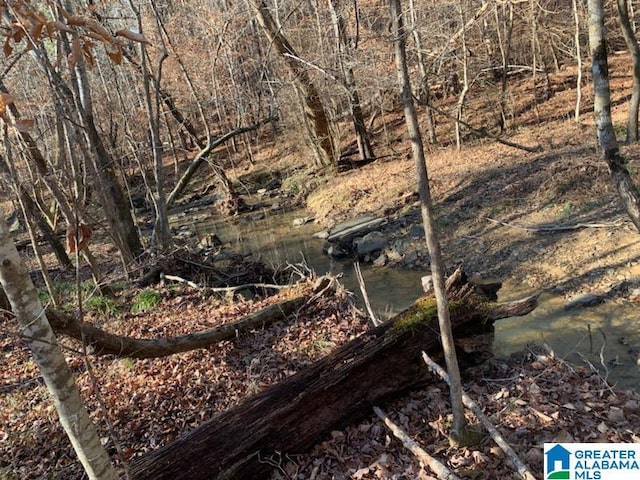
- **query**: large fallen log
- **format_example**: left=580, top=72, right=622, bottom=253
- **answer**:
left=130, top=268, right=538, bottom=480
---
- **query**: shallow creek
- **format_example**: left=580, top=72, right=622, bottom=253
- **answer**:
left=175, top=206, right=640, bottom=389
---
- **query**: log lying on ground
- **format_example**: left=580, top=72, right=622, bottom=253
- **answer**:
left=45, top=276, right=337, bottom=358
left=130, top=268, right=539, bottom=480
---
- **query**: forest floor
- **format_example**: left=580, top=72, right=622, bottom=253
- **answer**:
left=3, top=53, right=640, bottom=479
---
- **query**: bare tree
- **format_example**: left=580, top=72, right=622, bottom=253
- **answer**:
left=617, top=0, right=640, bottom=141
left=587, top=0, right=640, bottom=231
left=251, top=0, right=337, bottom=167
left=0, top=214, right=117, bottom=480
left=389, top=0, right=469, bottom=444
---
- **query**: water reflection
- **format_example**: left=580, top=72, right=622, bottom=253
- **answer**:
left=184, top=207, right=639, bottom=389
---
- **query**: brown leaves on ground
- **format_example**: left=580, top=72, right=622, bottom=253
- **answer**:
left=275, top=351, right=640, bottom=480
left=3, top=277, right=640, bottom=480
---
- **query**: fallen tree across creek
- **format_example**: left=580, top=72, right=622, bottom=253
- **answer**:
left=129, top=268, right=539, bottom=480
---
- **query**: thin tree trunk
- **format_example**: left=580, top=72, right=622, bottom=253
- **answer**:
left=455, top=0, right=470, bottom=151
left=133, top=0, right=172, bottom=249
left=588, top=0, right=640, bottom=231
left=0, top=212, right=117, bottom=480
left=574, top=0, right=583, bottom=122
left=389, top=0, right=468, bottom=443
left=251, top=0, right=336, bottom=167
left=328, top=0, right=375, bottom=160
left=409, top=0, right=437, bottom=144
left=617, top=0, right=640, bottom=141
left=495, top=2, right=514, bottom=131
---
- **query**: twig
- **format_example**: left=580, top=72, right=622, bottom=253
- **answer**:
left=484, top=216, right=624, bottom=233
left=161, top=273, right=289, bottom=292
left=373, top=406, right=461, bottom=480
left=414, top=99, right=541, bottom=153
left=161, top=273, right=202, bottom=289
left=353, top=262, right=381, bottom=327
left=422, top=352, right=538, bottom=480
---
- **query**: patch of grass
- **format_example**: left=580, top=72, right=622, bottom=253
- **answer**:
left=131, top=289, right=162, bottom=313
left=84, top=294, right=120, bottom=315
left=560, top=201, right=574, bottom=217
left=121, top=358, right=135, bottom=371
left=614, top=123, right=627, bottom=139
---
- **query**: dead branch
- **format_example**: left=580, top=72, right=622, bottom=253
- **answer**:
left=415, top=100, right=541, bottom=153
left=484, top=216, right=624, bottom=232
left=353, top=262, right=381, bottom=327
left=422, top=352, right=538, bottom=480
left=373, top=406, right=461, bottom=480
left=46, top=295, right=306, bottom=358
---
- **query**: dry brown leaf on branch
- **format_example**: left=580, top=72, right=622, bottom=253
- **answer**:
left=13, top=118, right=34, bottom=132
left=0, top=92, right=14, bottom=114
left=115, top=29, right=152, bottom=45
left=50, top=20, right=75, bottom=34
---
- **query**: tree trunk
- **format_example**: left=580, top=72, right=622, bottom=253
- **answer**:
left=74, top=61, right=144, bottom=263
left=390, top=0, right=467, bottom=444
left=409, top=0, right=437, bottom=144
left=251, top=0, right=336, bottom=167
left=617, top=0, right=640, bottom=142
left=129, top=268, right=538, bottom=480
left=328, top=0, right=375, bottom=161
left=46, top=294, right=307, bottom=358
left=0, top=211, right=117, bottom=480
left=166, top=115, right=277, bottom=208
left=574, top=0, right=583, bottom=122
left=588, top=0, right=640, bottom=231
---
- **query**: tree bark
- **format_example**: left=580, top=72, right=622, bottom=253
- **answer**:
left=390, top=0, right=467, bottom=444
left=588, top=0, right=640, bottom=231
left=129, top=268, right=539, bottom=480
left=617, top=0, right=640, bottom=142
left=46, top=294, right=306, bottom=358
left=166, top=114, right=277, bottom=208
left=251, top=0, right=336, bottom=167
left=0, top=211, right=117, bottom=480
left=328, top=0, right=375, bottom=161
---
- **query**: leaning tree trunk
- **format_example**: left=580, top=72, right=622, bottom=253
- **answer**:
left=588, top=0, right=640, bottom=231
left=251, top=0, right=336, bottom=167
left=328, top=0, right=375, bottom=161
left=129, top=268, right=538, bottom=480
left=617, top=0, right=640, bottom=142
left=0, top=212, right=117, bottom=480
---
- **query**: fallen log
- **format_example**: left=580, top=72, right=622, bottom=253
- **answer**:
left=130, top=268, right=539, bottom=480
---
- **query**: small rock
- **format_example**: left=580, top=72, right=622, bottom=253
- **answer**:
left=354, top=231, right=388, bottom=255
left=293, top=216, right=315, bottom=226
left=313, top=230, right=330, bottom=239
left=409, top=224, right=423, bottom=238
left=421, top=276, right=433, bottom=293
left=323, top=244, right=348, bottom=259
left=564, top=293, right=605, bottom=311
left=373, top=253, right=387, bottom=267
left=403, top=251, right=418, bottom=265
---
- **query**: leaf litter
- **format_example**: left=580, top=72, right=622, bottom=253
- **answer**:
left=2, top=277, right=640, bottom=480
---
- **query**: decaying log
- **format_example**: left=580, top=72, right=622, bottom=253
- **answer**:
left=130, top=268, right=539, bottom=480
left=46, top=295, right=306, bottom=359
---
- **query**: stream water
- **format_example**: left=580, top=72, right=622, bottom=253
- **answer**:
left=175, top=205, right=640, bottom=389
